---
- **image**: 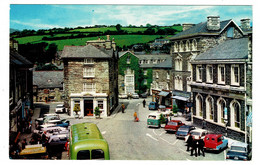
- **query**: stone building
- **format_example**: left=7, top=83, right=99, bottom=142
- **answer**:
left=169, top=16, right=247, bottom=112
left=9, top=39, right=33, bottom=141
left=61, top=36, right=118, bottom=117
left=150, top=56, right=173, bottom=107
left=191, top=36, right=252, bottom=142
left=33, top=71, right=64, bottom=102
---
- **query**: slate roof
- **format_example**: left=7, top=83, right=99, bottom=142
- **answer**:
left=194, top=38, right=249, bottom=61
left=138, top=54, right=172, bottom=68
left=10, top=50, right=33, bottom=66
left=33, top=71, right=64, bottom=88
left=170, top=19, right=233, bottom=39
left=61, top=44, right=113, bottom=59
left=153, top=58, right=172, bottom=68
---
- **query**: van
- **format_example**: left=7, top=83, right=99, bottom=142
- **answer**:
left=149, top=102, right=158, bottom=110
left=204, top=134, right=228, bottom=151
left=147, top=112, right=162, bottom=128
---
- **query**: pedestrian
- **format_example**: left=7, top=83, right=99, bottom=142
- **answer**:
left=186, top=133, right=193, bottom=151
left=190, top=137, right=198, bottom=157
left=65, top=139, right=70, bottom=156
left=202, top=119, right=207, bottom=129
left=143, top=99, right=146, bottom=108
left=41, top=131, right=48, bottom=146
left=165, top=115, right=169, bottom=125
left=122, top=103, right=125, bottom=113
left=198, top=136, right=205, bottom=157
left=133, top=112, right=137, bottom=121
left=21, top=139, right=27, bottom=150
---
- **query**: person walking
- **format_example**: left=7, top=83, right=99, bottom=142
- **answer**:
left=186, top=133, right=193, bottom=151
left=133, top=112, right=137, bottom=121
left=143, top=99, right=146, bottom=108
left=190, top=137, right=198, bottom=157
left=122, top=103, right=125, bottom=113
left=198, top=136, right=205, bottom=157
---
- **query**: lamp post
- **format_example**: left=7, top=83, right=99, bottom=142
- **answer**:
left=224, top=107, right=228, bottom=137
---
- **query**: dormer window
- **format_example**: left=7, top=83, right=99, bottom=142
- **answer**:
left=127, top=56, right=131, bottom=64
left=84, top=58, right=94, bottom=64
left=227, top=27, right=234, bottom=38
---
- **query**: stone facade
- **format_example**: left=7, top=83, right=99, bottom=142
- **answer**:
left=62, top=36, right=118, bottom=117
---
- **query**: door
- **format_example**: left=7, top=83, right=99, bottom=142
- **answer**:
left=84, top=100, right=93, bottom=116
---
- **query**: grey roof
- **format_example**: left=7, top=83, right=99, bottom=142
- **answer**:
left=61, top=44, right=113, bottom=59
left=153, top=58, right=172, bottom=68
left=194, top=38, right=249, bottom=61
left=139, top=55, right=172, bottom=68
left=170, top=19, right=232, bottom=39
left=10, top=50, right=33, bottom=66
left=33, top=71, right=64, bottom=88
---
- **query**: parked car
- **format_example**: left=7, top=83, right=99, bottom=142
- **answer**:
left=164, top=120, right=185, bottom=133
left=44, top=119, right=70, bottom=127
left=184, top=129, right=208, bottom=142
left=149, top=102, right=158, bottom=110
left=175, top=125, right=196, bottom=139
left=226, top=142, right=250, bottom=161
left=33, top=124, right=57, bottom=134
left=35, top=115, right=60, bottom=126
left=55, top=104, right=66, bottom=113
left=204, top=134, right=228, bottom=151
left=119, top=94, right=128, bottom=99
left=158, top=105, right=172, bottom=116
left=47, top=134, right=69, bottom=154
left=140, top=92, right=148, bottom=98
left=40, top=126, right=69, bottom=137
left=132, top=93, right=139, bottom=99
left=147, top=112, right=163, bottom=128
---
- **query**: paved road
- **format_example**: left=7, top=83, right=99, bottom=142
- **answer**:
left=38, top=98, right=227, bottom=160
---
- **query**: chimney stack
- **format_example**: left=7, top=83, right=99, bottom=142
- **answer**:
left=105, top=35, right=112, bottom=49
left=241, top=18, right=250, bottom=31
left=207, top=16, right=220, bottom=31
left=182, top=23, right=195, bottom=31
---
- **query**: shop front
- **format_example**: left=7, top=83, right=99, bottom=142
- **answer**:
left=172, top=90, right=191, bottom=113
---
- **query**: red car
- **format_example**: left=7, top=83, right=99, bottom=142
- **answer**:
left=204, top=134, right=228, bottom=151
left=164, top=120, right=185, bottom=133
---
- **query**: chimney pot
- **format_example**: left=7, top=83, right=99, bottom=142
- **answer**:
left=207, top=16, right=220, bottom=31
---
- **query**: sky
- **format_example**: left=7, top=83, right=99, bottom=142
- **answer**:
left=10, top=4, right=253, bottom=31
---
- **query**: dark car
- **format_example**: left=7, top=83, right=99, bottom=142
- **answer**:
left=140, top=92, right=148, bottom=98
left=175, top=125, right=195, bottom=139
left=226, top=142, right=250, bottom=161
left=149, top=102, right=158, bottom=110
left=164, top=120, right=185, bottom=133
left=47, top=134, right=68, bottom=150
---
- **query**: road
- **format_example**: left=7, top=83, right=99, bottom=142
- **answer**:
left=48, top=97, right=227, bottom=160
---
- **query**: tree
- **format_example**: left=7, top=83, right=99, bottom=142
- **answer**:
left=73, top=104, right=80, bottom=118
left=94, top=107, right=101, bottom=119
left=116, top=24, right=122, bottom=32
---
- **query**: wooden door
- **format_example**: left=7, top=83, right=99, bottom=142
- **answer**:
left=84, top=100, right=93, bottom=116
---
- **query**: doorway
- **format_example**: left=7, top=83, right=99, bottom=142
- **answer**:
left=84, top=100, right=93, bottom=116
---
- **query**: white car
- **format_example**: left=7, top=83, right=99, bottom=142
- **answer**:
left=119, top=94, right=128, bottom=99
left=55, top=104, right=66, bottom=113
left=132, top=93, right=139, bottom=99
left=184, top=129, right=208, bottom=142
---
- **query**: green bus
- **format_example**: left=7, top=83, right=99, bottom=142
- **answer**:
left=69, top=122, right=110, bottom=160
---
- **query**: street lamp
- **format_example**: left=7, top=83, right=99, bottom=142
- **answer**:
left=224, top=107, right=228, bottom=136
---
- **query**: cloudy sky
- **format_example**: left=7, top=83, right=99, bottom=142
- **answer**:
left=10, top=4, right=252, bottom=30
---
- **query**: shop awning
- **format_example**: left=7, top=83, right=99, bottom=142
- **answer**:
left=158, top=91, right=169, bottom=97
left=172, top=96, right=189, bottom=101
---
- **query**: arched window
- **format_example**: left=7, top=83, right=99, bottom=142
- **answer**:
left=186, top=77, right=191, bottom=92
left=206, top=96, right=214, bottom=120
left=192, top=39, right=197, bottom=51
left=196, top=94, right=203, bottom=117
left=175, top=56, right=182, bottom=71
left=230, top=100, right=241, bottom=128
left=179, top=41, right=184, bottom=52
left=174, top=42, right=178, bottom=52
left=217, top=98, right=226, bottom=124
left=186, top=40, right=190, bottom=52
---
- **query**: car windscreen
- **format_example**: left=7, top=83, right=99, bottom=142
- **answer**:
left=191, top=132, right=201, bottom=136
left=91, top=149, right=105, bottom=160
left=168, top=122, right=178, bottom=126
left=77, top=150, right=90, bottom=160
left=56, top=105, right=64, bottom=108
left=231, top=146, right=247, bottom=152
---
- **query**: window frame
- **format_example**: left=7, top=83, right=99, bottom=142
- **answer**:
left=83, top=67, right=95, bottom=78
left=218, top=65, right=225, bottom=85
left=206, top=65, right=213, bottom=83
left=83, top=83, right=96, bottom=92
left=196, top=65, right=203, bottom=82
left=231, top=65, right=240, bottom=86
left=84, top=58, right=94, bottom=64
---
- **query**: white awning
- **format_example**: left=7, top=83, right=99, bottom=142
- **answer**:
left=172, top=96, right=189, bottom=101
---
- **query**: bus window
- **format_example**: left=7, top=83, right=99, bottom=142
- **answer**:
left=77, top=150, right=90, bottom=160
left=92, top=149, right=105, bottom=160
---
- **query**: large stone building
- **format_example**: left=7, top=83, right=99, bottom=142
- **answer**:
left=169, top=16, right=248, bottom=112
left=191, top=36, right=252, bottom=142
left=61, top=36, right=118, bottom=117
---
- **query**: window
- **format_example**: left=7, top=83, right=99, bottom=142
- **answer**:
left=125, top=75, right=134, bottom=84
left=187, top=60, right=192, bottom=71
left=144, top=79, right=147, bottom=85
left=153, top=59, right=157, bottom=64
left=98, top=101, right=104, bottom=109
left=175, top=57, right=182, bottom=71
left=77, top=150, right=90, bottom=160
left=196, top=65, right=202, bottom=82
left=174, top=42, right=178, bottom=52
left=207, top=65, right=213, bottom=83
left=83, top=68, right=95, bottom=77
left=91, top=149, right=105, bottom=160
left=83, top=83, right=96, bottom=92
left=166, top=71, right=170, bottom=79
left=84, top=58, right=94, bottom=64
left=174, top=76, right=183, bottom=91
left=144, top=70, right=148, bottom=76
left=179, top=41, right=184, bottom=52
left=231, top=65, right=240, bottom=86
left=196, top=94, right=203, bottom=117
left=218, top=65, right=225, bottom=84
left=186, top=40, right=190, bottom=51
left=156, top=72, right=159, bottom=79
left=192, top=39, right=197, bottom=51
left=234, top=102, right=240, bottom=128
left=206, top=97, right=214, bottom=120
left=127, top=57, right=130, bottom=64
left=227, top=27, right=234, bottom=38
left=126, top=67, right=131, bottom=74
left=186, top=77, right=191, bottom=92
left=217, top=98, right=226, bottom=124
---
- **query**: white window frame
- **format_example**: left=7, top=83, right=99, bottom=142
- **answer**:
left=174, top=42, right=178, bottom=52
left=192, top=39, right=197, bottom=51
left=97, top=100, right=104, bottom=110
left=231, top=65, right=240, bottom=86
left=125, top=75, right=134, bottom=84
left=186, top=77, right=191, bottom=92
left=156, top=72, right=159, bottom=79
left=206, top=65, right=213, bottom=83
left=84, top=58, right=94, bottom=64
left=83, top=83, right=96, bottom=92
left=179, top=41, right=184, bottom=52
left=144, top=70, right=147, bottom=76
left=186, top=40, right=190, bottom=52
left=127, top=57, right=131, bottom=64
left=218, top=65, right=225, bottom=84
left=175, top=56, right=182, bottom=71
left=196, top=65, right=202, bottom=82
left=83, top=67, right=95, bottom=78
left=166, top=71, right=170, bottom=80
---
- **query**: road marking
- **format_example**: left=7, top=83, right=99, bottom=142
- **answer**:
left=152, top=129, right=158, bottom=136
left=180, top=148, right=190, bottom=155
left=159, top=137, right=178, bottom=146
left=159, top=132, right=164, bottom=136
left=146, top=133, right=159, bottom=141
left=102, top=131, right=106, bottom=135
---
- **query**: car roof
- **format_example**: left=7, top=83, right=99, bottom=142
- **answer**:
left=169, top=120, right=182, bottom=122
left=190, top=129, right=206, bottom=133
left=231, top=141, right=248, bottom=148
left=148, top=112, right=162, bottom=116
